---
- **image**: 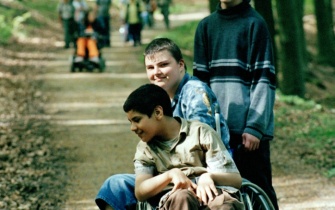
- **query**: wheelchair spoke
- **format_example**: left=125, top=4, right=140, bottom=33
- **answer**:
left=240, top=180, right=275, bottom=210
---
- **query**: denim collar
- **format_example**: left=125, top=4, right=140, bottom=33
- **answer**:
left=171, top=73, right=190, bottom=109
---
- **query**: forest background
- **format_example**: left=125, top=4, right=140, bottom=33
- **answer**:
left=0, top=0, right=334, bottom=209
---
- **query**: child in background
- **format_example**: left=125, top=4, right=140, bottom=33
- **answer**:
left=74, top=10, right=104, bottom=63
left=73, top=0, right=89, bottom=24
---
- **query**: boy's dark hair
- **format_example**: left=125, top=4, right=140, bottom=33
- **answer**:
left=144, top=37, right=187, bottom=70
left=123, top=84, right=173, bottom=117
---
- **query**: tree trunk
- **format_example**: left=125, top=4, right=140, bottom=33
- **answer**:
left=275, top=0, right=306, bottom=97
left=253, top=0, right=276, bottom=40
left=314, top=0, right=335, bottom=66
left=209, top=0, right=217, bottom=13
left=296, top=0, right=309, bottom=64
left=253, top=0, right=278, bottom=87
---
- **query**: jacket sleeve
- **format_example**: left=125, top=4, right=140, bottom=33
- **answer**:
left=178, top=82, right=230, bottom=149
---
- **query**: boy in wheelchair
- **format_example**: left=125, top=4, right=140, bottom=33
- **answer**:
left=122, top=84, right=244, bottom=210
left=73, top=9, right=105, bottom=70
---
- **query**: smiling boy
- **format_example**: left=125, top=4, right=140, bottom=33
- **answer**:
left=122, top=84, right=243, bottom=209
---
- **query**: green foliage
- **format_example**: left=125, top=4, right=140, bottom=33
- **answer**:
left=325, top=168, right=335, bottom=178
left=0, top=4, right=31, bottom=43
left=0, top=15, right=12, bottom=42
left=158, top=20, right=199, bottom=72
left=304, top=0, right=314, bottom=15
left=275, top=91, right=335, bottom=175
left=12, top=12, right=31, bottom=39
left=160, top=20, right=198, bottom=50
left=0, top=0, right=58, bottom=43
left=271, top=0, right=314, bottom=15
left=276, top=93, right=319, bottom=108
left=21, top=0, right=58, bottom=20
left=169, top=2, right=208, bottom=14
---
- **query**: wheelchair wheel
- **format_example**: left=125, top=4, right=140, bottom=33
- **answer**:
left=239, top=179, right=275, bottom=210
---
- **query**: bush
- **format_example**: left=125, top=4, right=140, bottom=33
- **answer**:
left=0, top=15, right=12, bottom=43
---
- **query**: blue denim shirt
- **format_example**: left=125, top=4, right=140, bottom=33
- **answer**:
left=171, top=73, right=230, bottom=152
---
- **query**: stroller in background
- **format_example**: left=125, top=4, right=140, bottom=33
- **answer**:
left=70, top=32, right=106, bottom=73
left=70, top=11, right=106, bottom=73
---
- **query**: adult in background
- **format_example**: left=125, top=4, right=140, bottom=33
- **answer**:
left=193, top=0, right=279, bottom=209
left=124, top=0, right=144, bottom=47
left=141, top=0, right=157, bottom=28
left=95, top=0, right=112, bottom=47
left=57, top=0, right=75, bottom=48
left=157, top=0, right=171, bottom=29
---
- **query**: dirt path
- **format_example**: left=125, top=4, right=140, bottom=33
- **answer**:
left=40, top=14, right=335, bottom=210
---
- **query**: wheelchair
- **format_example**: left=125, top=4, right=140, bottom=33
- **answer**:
left=136, top=107, right=275, bottom=210
left=137, top=178, right=274, bottom=210
left=70, top=33, right=106, bottom=73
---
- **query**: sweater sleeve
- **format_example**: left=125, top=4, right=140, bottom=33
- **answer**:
left=193, top=19, right=210, bottom=85
left=244, top=22, right=276, bottom=140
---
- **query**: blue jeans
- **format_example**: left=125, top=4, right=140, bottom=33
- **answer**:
left=95, top=174, right=137, bottom=210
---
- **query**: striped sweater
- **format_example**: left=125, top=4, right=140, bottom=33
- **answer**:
left=193, top=1, right=276, bottom=141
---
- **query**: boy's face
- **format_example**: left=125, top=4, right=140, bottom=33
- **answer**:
left=88, top=12, right=95, bottom=23
left=126, top=109, right=159, bottom=143
left=145, top=50, right=184, bottom=97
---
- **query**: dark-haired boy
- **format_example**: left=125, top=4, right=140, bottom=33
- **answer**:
left=122, top=84, right=243, bottom=209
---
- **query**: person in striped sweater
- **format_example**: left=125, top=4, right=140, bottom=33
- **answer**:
left=193, top=0, right=278, bottom=209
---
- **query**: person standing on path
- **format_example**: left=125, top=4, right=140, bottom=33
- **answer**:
left=157, top=0, right=171, bottom=29
left=57, top=0, right=75, bottom=48
left=124, top=0, right=144, bottom=47
left=95, top=38, right=231, bottom=210
left=192, top=0, right=278, bottom=209
left=95, top=0, right=112, bottom=47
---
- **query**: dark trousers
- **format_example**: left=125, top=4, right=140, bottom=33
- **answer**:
left=99, top=15, right=111, bottom=46
left=159, top=4, right=169, bottom=29
left=128, top=23, right=142, bottom=46
left=62, top=18, right=76, bottom=48
left=230, top=134, right=279, bottom=210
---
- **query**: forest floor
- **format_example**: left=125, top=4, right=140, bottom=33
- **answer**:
left=1, top=2, right=335, bottom=210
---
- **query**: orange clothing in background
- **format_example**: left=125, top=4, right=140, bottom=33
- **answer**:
left=76, top=37, right=99, bottom=58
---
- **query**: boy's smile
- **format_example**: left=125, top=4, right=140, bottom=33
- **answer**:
left=126, top=110, right=159, bottom=143
left=145, top=50, right=184, bottom=98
